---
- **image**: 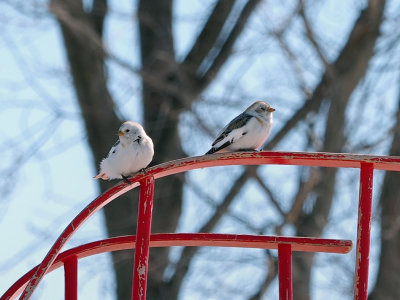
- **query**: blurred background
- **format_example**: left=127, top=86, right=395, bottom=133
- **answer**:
left=1, top=0, right=400, bottom=299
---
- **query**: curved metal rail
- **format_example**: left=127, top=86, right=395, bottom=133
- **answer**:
left=3, top=151, right=400, bottom=300
left=2, top=233, right=353, bottom=299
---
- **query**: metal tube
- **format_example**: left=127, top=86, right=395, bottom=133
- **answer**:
left=9, top=152, right=389, bottom=299
left=278, top=243, right=293, bottom=300
left=132, top=176, right=155, bottom=300
left=354, top=163, right=374, bottom=300
left=64, top=255, right=78, bottom=300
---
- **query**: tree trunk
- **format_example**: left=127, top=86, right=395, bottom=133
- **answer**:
left=292, top=1, right=386, bottom=299
left=50, top=0, right=141, bottom=298
left=369, top=91, right=400, bottom=300
left=137, top=1, right=185, bottom=298
left=49, top=0, right=280, bottom=298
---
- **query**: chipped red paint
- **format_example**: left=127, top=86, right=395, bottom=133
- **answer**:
left=2, top=151, right=397, bottom=300
left=132, top=177, right=155, bottom=300
left=64, top=255, right=78, bottom=300
left=278, top=244, right=293, bottom=300
left=354, top=163, right=374, bottom=300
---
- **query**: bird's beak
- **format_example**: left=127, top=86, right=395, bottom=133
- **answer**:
left=268, top=107, right=275, bottom=112
left=117, top=131, right=124, bottom=137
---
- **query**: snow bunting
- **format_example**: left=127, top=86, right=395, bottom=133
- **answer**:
left=94, top=121, right=154, bottom=180
left=206, top=101, right=275, bottom=154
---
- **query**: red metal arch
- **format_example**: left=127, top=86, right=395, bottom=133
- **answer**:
left=2, top=234, right=353, bottom=299
left=2, top=151, right=400, bottom=300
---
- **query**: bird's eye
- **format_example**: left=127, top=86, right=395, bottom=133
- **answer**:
left=261, top=106, right=266, bottom=111
left=125, top=129, right=130, bottom=133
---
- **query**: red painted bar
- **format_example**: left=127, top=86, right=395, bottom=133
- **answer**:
left=2, top=234, right=352, bottom=300
left=64, top=255, right=78, bottom=300
left=354, top=163, right=374, bottom=300
left=144, top=152, right=400, bottom=177
left=17, top=180, right=134, bottom=300
left=132, top=177, right=155, bottom=300
left=278, top=244, right=293, bottom=300
left=8, top=151, right=397, bottom=299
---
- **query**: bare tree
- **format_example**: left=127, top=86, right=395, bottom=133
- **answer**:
left=292, top=1, right=386, bottom=298
left=369, top=81, right=400, bottom=300
left=2, top=0, right=400, bottom=299
left=50, top=0, right=262, bottom=298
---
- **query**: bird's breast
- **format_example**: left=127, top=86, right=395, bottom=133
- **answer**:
left=254, top=116, right=265, bottom=126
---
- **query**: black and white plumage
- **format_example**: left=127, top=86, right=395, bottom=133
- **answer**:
left=206, top=101, right=275, bottom=154
left=94, top=121, right=154, bottom=180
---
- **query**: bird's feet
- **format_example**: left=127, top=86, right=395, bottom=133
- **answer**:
left=138, top=168, right=146, bottom=175
left=121, top=174, right=131, bottom=184
left=238, top=148, right=256, bottom=152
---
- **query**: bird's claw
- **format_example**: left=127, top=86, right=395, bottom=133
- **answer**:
left=121, top=174, right=131, bottom=184
left=121, top=169, right=147, bottom=184
left=239, top=148, right=255, bottom=152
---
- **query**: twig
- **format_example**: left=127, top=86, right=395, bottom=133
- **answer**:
left=298, top=0, right=335, bottom=78
left=252, top=172, right=285, bottom=217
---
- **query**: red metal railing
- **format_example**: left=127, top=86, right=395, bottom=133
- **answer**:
left=1, top=234, right=353, bottom=300
left=3, top=151, right=400, bottom=300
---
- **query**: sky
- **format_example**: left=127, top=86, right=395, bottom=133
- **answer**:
left=1, top=0, right=399, bottom=299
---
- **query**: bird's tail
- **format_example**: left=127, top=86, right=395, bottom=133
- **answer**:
left=206, top=140, right=232, bottom=154
left=93, top=173, right=108, bottom=180
left=205, top=148, right=216, bottom=155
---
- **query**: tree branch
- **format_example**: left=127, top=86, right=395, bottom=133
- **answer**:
left=369, top=66, right=400, bottom=300
left=197, top=0, right=262, bottom=93
left=168, top=167, right=253, bottom=298
left=293, top=1, right=387, bottom=297
left=170, top=2, right=387, bottom=296
left=249, top=250, right=278, bottom=300
left=298, top=0, right=334, bottom=77
left=273, top=29, right=311, bottom=97
left=50, top=0, right=104, bottom=58
left=286, top=167, right=320, bottom=225
left=252, top=172, right=285, bottom=217
left=181, top=1, right=235, bottom=77
left=91, top=0, right=107, bottom=35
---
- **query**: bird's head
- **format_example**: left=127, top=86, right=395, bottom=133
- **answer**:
left=246, top=101, right=275, bottom=116
left=117, top=121, right=144, bottom=143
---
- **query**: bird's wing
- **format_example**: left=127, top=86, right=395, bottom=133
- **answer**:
left=212, top=113, right=252, bottom=146
left=105, top=140, right=120, bottom=158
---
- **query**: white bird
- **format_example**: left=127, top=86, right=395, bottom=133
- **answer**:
left=94, top=121, right=154, bottom=181
left=206, top=101, right=275, bottom=154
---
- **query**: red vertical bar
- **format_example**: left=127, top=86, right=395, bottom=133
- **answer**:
left=354, top=163, right=374, bottom=300
left=64, top=255, right=78, bottom=300
left=132, top=176, right=155, bottom=300
left=278, top=243, right=293, bottom=300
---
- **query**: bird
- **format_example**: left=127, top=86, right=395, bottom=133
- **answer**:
left=206, top=101, right=275, bottom=154
left=94, top=121, right=154, bottom=181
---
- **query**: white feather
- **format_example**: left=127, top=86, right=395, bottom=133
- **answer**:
left=207, top=101, right=275, bottom=154
left=94, top=121, right=154, bottom=180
